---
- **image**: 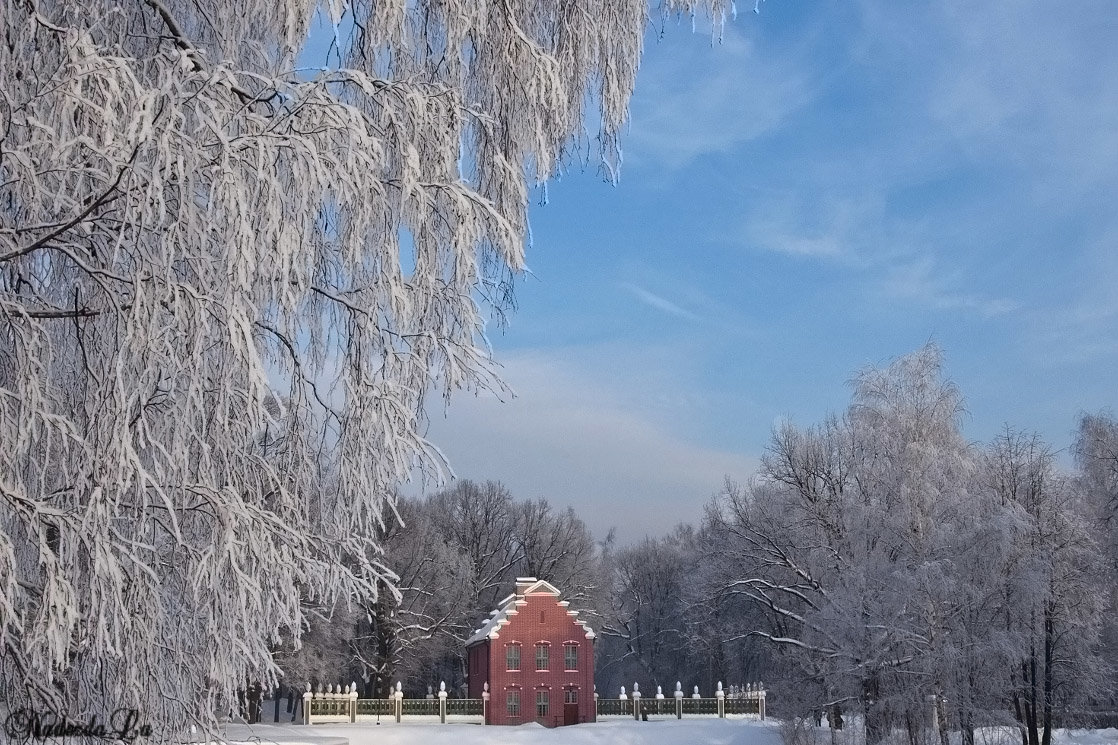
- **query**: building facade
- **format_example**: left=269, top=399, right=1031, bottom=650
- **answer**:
left=466, top=578, right=596, bottom=727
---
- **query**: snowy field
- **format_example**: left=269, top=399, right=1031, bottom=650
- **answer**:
left=214, top=718, right=783, bottom=745
left=209, top=720, right=1118, bottom=745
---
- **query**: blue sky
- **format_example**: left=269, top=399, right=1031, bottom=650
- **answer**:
left=318, top=2, right=1118, bottom=542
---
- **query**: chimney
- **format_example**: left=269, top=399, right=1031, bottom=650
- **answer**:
left=515, top=577, right=538, bottom=596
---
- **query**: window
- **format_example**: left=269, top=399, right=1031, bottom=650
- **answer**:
left=536, top=689, right=549, bottom=717
left=540, top=610, right=546, bottom=624
left=564, top=643, right=578, bottom=671
left=506, top=644, right=520, bottom=671
left=564, top=688, right=578, bottom=704
left=506, top=690, right=521, bottom=717
left=535, top=643, right=549, bottom=671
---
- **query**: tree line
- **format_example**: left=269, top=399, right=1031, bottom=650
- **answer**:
left=286, top=345, right=1117, bottom=745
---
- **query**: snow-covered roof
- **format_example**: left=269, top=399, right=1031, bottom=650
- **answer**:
left=465, top=577, right=596, bottom=646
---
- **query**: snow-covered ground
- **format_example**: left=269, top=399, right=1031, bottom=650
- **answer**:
left=214, top=718, right=784, bottom=745
left=210, top=720, right=1118, bottom=745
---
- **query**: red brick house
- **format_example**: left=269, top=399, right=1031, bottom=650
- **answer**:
left=466, top=577, right=596, bottom=727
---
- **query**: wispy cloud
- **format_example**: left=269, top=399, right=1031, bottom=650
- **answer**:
left=626, top=24, right=817, bottom=171
left=421, top=350, right=755, bottom=542
left=735, top=193, right=880, bottom=263
left=881, top=258, right=1018, bottom=318
left=620, top=282, right=701, bottom=321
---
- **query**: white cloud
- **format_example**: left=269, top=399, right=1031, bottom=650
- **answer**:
left=735, top=192, right=882, bottom=263
left=419, top=350, right=755, bottom=543
left=881, top=258, right=1018, bottom=318
left=625, top=24, right=816, bottom=170
left=619, top=282, right=701, bottom=321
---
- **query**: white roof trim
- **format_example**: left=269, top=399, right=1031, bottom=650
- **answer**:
left=520, top=579, right=562, bottom=596
left=465, top=580, right=595, bottom=646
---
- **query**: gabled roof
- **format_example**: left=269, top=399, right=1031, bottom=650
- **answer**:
left=465, top=576, right=596, bottom=647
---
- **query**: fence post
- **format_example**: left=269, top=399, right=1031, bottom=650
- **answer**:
left=716, top=681, right=725, bottom=719
left=674, top=681, right=683, bottom=719
left=303, top=686, right=314, bottom=726
left=394, top=681, right=403, bottom=723
left=594, top=685, right=599, bottom=719
left=350, top=682, right=358, bottom=723
left=439, top=681, right=448, bottom=724
left=482, top=682, right=490, bottom=725
left=632, top=683, right=641, bottom=721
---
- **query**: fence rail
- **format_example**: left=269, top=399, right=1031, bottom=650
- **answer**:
left=595, top=682, right=766, bottom=721
left=446, top=699, right=485, bottom=717
left=354, top=698, right=393, bottom=717
left=303, top=683, right=490, bottom=725
left=725, top=697, right=763, bottom=716
left=595, top=698, right=631, bottom=716
left=301, top=681, right=764, bottom=725
left=400, top=699, right=439, bottom=716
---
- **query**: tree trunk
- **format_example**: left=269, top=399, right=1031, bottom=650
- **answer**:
left=959, top=699, right=975, bottom=745
left=1042, top=605, right=1055, bottom=745
left=1013, top=688, right=1029, bottom=745
left=936, top=695, right=949, bottom=745
left=863, top=675, right=886, bottom=745
left=1028, top=635, right=1040, bottom=745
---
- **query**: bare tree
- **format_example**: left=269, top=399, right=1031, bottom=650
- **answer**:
left=600, top=530, right=691, bottom=688
left=514, top=499, right=600, bottom=609
left=428, top=480, right=523, bottom=615
left=348, top=497, right=474, bottom=697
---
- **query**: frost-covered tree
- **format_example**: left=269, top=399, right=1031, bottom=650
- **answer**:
left=704, top=345, right=982, bottom=743
left=984, top=429, right=1108, bottom=745
left=701, top=350, right=1117, bottom=744
left=0, top=0, right=732, bottom=736
left=1076, top=413, right=1118, bottom=567
left=1074, top=413, right=1118, bottom=727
